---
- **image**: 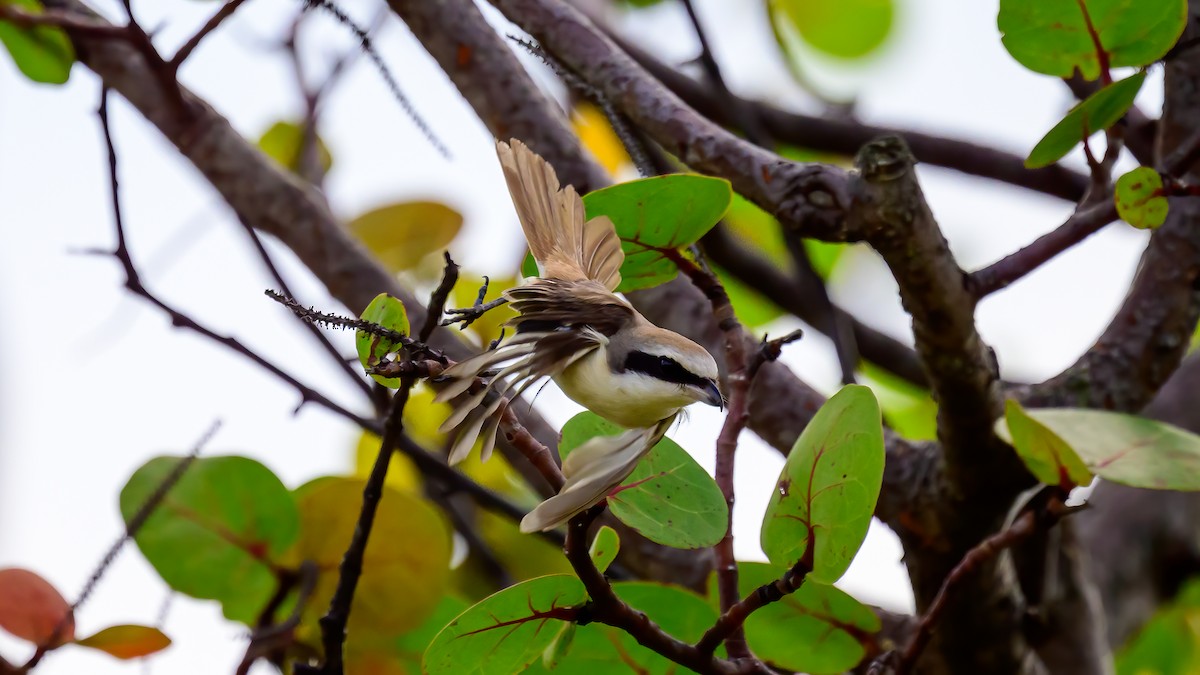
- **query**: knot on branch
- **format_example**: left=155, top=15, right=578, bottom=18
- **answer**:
left=774, top=163, right=853, bottom=241
left=856, top=135, right=916, bottom=183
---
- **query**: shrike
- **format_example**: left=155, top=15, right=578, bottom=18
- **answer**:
left=437, top=139, right=722, bottom=532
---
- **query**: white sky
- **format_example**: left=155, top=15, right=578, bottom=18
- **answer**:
left=0, top=0, right=1160, bottom=672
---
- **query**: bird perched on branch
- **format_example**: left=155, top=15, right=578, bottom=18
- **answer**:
left=436, top=139, right=722, bottom=532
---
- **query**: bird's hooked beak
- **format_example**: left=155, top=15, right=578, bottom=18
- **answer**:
left=701, top=379, right=724, bottom=410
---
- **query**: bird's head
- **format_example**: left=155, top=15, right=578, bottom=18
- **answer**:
left=610, top=324, right=723, bottom=410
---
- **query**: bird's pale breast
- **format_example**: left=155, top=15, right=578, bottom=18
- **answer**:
left=554, top=347, right=696, bottom=429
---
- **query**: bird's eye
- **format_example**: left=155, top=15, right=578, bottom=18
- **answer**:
left=659, top=356, right=674, bottom=369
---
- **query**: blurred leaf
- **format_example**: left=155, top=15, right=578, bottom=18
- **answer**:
left=385, top=595, right=469, bottom=672
left=541, top=622, right=576, bottom=670
left=0, top=0, right=73, bottom=84
left=572, top=103, right=631, bottom=176
left=1026, top=72, right=1145, bottom=168
left=349, top=201, right=463, bottom=276
left=583, top=175, right=732, bottom=292
left=120, top=456, right=298, bottom=625
left=354, top=431, right=421, bottom=493
left=423, top=575, right=585, bottom=675
left=0, top=568, right=73, bottom=645
left=859, top=362, right=937, bottom=441
left=520, top=250, right=539, bottom=279
left=995, top=408, right=1200, bottom=490
left=708, top=562, right=879, bottom=674
left=560, top=412, right=728, bottom=549
left=1115, top=166, right=1169, bottom=229
left=761, top=385, right=884, bottom=582
left=770, top=0, right=894, bottom=60
left=355, top=293, right=409, bottom=388
left=1002, top=400, right=1093, bottom=489
left=998, top=0, right=1187, bottom=80
left=588, top=526, right=620, bottom=574
left=74, top=625, right=171, bottom=660
left=525, top=582, right=718, bottom=674
left=288, top=477, right=452, bottom=643
left=257, top=120, right=333, bottom=175
left=806, top=239, right=848, bottom=279
left=1116, top=578, right=1200, bottom=674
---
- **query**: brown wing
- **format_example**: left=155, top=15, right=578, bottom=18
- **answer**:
left=497, top=140, right=624, bottom=290
left=435, top=279, right=635, bottom=465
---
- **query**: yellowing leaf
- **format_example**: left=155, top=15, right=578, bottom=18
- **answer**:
left=349, top=202, right=463, bottom=274
left=1115, top=166, right=1169, bottom=230
left=74, top=625, right=171, bottom=660
left=354, top=431, right=421, bottom=492
left=257, top=120, right=333, bottom=176
left=0, top=568, right=73, bottom=646
left=572, top=103, right=632, bottom=176
left=289, top=478, right=452, bottom=642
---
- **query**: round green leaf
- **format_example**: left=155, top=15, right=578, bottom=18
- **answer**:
left=1115, top=166, right=1169, bottom=229
left=588, top=525, right=620, bottom=574
left=582, top=174, right=732, bottom=293
left=761, top=385, right=884, bottom=583
left=423, top=575, right=586, bottom=675
left=119, top=456, right=299, bottom=625
left=1116, top=578, right=1200, bottom=675
left=348, top=201, right=463, bottom=275
left=74, top=625, right=172, bottom=660
left=355, top=293, right=410, bottom=388
left=525, top=581, right=718, bottom=674
left=560, top=412, right=728, bottom=549
left=709, top=562, right=880, bottom=674
left=1026, top=72, right=1146, bottom=169
left=0, top=0, right=74, bottom=84
left=1001, top=399, right=1094, bottom=488
left=771, top=0, right=894, bottom=60
left=287, top=477, right=452, bottom=642
left=995, top=408, right=1200, bottom=491
left=998, top=0, right=1187, bottom=79
left=257, top=120, right=333, bottom=176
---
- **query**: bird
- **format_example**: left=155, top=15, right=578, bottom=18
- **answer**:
left=434, top=139, right=723, bottom=532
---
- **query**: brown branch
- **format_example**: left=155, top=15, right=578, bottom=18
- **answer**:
left=696, top=552, right=812, bottom=656
left=969, top=200, right=1119, bottom=297
left=608, top=28, right=1090, bottom=204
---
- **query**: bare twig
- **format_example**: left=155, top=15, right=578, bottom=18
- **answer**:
left=696, top=543, right=812, bottom=655
left=236, top=561, right=319, bottom=675
left=168, top=0, right=248, bottom=70
left=421, top=252, right=460, bottom=342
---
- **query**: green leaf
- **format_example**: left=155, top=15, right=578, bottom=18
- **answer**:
left=541, top=622, right=576, bottom=670
left=521, top=250, right=539, bottom=279
left=355, top=293, right=410, bottom=388
left=257, top=120, right=333, bottom=176
left=582, top=174, right=732, bottom=293
left=998, top=0, right=1187, bottom=80
left=348, top=201, right=463, bottom=275
left=1026, top=72, right=1146, bottom=168
left=525, top=582, right=718, bottom=675
left=560, top=412, right=728, bottom=549
left=74, top=625, right=172, bottom=660
left=0, top=568, right=73, bottom=646
left=286, top=477, right=452, bottom=641
left=995, top=408, right=1200, bottom=491
left=858, top=362, right=937, bottom=441
left=710, top=562, right=880, bottom=674
left=0, top=0, right=73, bottom=84
left=1002, top=400, right=1093, bottom=488
left=1115, top=166, right=1169, bottom=229
left=423, top=575, right=586, bottom=675
left=761, top=385, right=884, bottom=583
left=385, top=595, right=469, bottom=672
left=770, top=0, right=894, bottom=60
left=120, top=456, right=299, bottom=625
left=1116, top=578, right=1200, bottom=675
left=588, top=525, right=620, bottom=574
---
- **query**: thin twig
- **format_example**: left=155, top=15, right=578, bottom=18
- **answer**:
left=237, top=561, right=319, bottom=675
left=696, top=543, right=812, bottom=654
left=1163, top=127, right=1200, bottom=177
left=302, top=0, right=450, bottom=158
left=969, top=200, right=1119, bottom=297
left=421, top=252, right=460, bottom=343
left=168, top=0, right=248, bottom=70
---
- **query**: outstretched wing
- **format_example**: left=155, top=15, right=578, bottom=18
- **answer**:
left=435, top=278, right=635, bottom=465
left=497, top=139, right=624, bottom=290
left=519, top=415, right=676, bottom=533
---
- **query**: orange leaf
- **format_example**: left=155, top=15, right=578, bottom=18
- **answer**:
left=74, top=624, right=171, bottom=659
left=0, top=568, right=74, bottom=646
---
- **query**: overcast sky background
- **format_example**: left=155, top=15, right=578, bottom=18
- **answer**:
left=0, top=0, right=1160, bottom=672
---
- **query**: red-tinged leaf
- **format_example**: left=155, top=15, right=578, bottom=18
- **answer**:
left=74, top=625, right=171, bottom=659
left=0, top=568, right=74, bottom=646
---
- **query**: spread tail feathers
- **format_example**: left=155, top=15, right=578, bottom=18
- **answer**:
left=519, top=416, right=675, bottom=533
left=496, top=139, right=624, bottom=291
